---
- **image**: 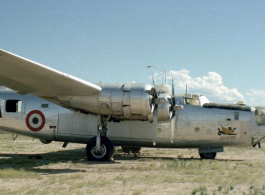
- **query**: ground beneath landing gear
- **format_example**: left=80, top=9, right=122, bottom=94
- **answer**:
left=121, top=146, right=141, bottom=154
left=86, top=136, right=114, bottom=161
left=199, top=152, right=217, bottom=159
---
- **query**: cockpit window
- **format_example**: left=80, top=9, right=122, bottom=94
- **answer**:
left=185, top=98, right=200, bottom=106
left=6, top=100, right=22, bottom=113
left=184, top=94, right=210, bottom=106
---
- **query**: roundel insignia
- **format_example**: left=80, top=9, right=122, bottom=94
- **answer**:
left=26, top=110, right=46, bottom=132
left=195, top=127, right=200, bottom=132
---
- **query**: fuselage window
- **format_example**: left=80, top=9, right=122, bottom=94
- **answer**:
left=41, top=104, right=49, bottom=108
left=234, top=112, right=239, bottom=120
left=6, top=100, right=22, bottom=113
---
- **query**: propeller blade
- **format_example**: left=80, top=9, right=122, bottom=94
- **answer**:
left=171, top=112, right=176, bottom=143
left=170, top=77, right=176, bottom=143
left=158, top=83, right=163, bottom=97
left=171, top=78, right=175, bottom=106
left=151, top=69, right=155, bottom=87
left=258, top=142, right=261, bottom=148
left=153, top=104, right=158, bottom=146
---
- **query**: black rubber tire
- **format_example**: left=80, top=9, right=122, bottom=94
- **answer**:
left=199, top=152, right=217, bottom=159
left=86, top=136, right=114, bottom=161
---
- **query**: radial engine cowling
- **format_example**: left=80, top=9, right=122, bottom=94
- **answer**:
left=68, top=83, right=154, bottom=120
left=148, top=84, right=173, bottom=122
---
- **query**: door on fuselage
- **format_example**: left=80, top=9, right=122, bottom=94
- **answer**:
left=4, top=99, right=23, bottom=120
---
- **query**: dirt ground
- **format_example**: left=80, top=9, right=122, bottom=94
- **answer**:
left=0, top=134, right=265, bottom=195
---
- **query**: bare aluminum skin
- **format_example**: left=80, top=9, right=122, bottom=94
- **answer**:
left=0, top=89, right=263, bottom=149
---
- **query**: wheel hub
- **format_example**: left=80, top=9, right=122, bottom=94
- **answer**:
left=91, top=144, right=107, bottom=159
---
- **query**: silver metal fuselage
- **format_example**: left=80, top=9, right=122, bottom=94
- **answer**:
left=0, top=89, right=264, bottom=149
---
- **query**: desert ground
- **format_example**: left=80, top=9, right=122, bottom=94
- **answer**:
left=0, top=134, right=264, bottom=195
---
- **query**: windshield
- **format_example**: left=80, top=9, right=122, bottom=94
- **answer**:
left=184, top=94, right=210, bottom=106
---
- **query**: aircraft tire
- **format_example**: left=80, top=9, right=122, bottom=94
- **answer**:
left=199, top=152, right=216, bottom=159
left=86, top=136, right=114, bottom=161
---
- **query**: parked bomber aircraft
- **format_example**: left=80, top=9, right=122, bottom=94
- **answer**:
left=0, top=49, right=265, bottom=161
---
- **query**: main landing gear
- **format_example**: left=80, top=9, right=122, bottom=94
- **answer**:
left=86, top=115, right=114, bottom=161
left=86, top=136, right=114, bottom=161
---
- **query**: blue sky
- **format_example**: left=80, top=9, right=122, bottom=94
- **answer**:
left=1, top=1, right=265, bottom=106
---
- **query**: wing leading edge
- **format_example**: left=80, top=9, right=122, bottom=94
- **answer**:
left=0, top=49, right=101, bottom=107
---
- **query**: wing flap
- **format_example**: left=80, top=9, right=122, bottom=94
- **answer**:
left=0, top=49, right=101, bottom=98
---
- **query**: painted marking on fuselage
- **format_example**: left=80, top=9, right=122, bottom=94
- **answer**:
left=219, top=135, right=236, bottom=140
left=26, top=110, right=45, bottom=132
left=218, top=125, right=237, bottom=136
left=194, top=127, right=200, bottom=132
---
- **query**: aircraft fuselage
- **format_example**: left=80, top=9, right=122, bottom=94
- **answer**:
left=0, top=89, right=263, bottom=151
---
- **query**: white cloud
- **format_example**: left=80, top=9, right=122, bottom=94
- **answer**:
left=168, top=69, right=244, bottom=103
left=148, top=72, right=163, bottom=81
left=245, top=89, right=265, bottom=106
left=246, top=92, right=253, bottom=96
left=247, top=89, right=265, bottom=98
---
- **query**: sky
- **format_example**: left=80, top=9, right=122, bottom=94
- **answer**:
left=1, top=1, right=265, bottom=106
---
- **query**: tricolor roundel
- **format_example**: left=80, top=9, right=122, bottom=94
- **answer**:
left=26, top=110, right=45, bottom=132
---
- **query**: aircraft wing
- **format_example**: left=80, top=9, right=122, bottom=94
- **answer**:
left=0, top=49, right=101, bottom=107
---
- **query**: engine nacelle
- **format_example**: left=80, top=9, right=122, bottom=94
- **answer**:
left=148, top=98, right=172, bottom=122
left=158, top=101, right=172, bottom=121
left=68, top=83, right=153, bottom=119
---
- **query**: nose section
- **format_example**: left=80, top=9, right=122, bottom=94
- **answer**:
left=254, top=106, right=265, bottom=125
left=251, top=106, right=265, bottom=147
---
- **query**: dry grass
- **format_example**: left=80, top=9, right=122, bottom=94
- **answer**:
left=0, top=134, right=265, bottom=194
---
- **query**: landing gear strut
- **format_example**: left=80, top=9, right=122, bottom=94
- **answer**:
left=86, top=115, right=114, bottom=161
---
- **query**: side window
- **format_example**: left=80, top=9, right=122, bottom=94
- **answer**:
left=41, top=104, right=49, bottom=108
left=6, top=100, right=22, bottom=113
left=234, top=112, right=239, bottom=120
